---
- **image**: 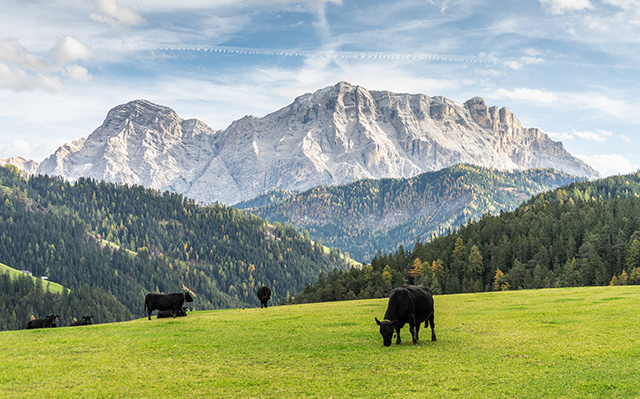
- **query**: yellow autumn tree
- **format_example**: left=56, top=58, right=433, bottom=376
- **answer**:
left=408, top=258, right=423, bottom=283
left=493, top=268, right=504, bottom=291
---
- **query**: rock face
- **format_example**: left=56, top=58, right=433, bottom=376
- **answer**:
left=1, top=157, right=39, bottom=175
left=37, top=82, right=599, bottom=204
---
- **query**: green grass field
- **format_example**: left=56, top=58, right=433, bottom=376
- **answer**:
left=1, top=286, right=639, bottom=398
left=0, top=262, right=67, bottom=295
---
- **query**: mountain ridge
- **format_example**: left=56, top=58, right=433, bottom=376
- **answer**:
left=36, top=82, right=599, bottom=204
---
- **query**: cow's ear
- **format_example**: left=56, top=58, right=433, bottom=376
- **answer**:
left=375, top=317, right=381, bottom=325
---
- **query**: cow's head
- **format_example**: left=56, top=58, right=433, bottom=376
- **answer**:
left=47, top=314, right=59, bottom=327
left=184, top=292, right=194, bottom=302
left=375, top=317, right=397, bottom=347
left=83, top=316, right=93, bottom=324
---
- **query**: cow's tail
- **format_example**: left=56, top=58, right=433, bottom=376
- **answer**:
left=425, top=310, right=434, bottom=328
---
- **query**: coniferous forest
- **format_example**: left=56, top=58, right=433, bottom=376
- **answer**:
left=0, top=166, right=349, bottom=330
left=243, top=164, right=581, bottom=261
left=5, top=162, right=640, bottom=329
left=288, top=172, right=640, bottom=303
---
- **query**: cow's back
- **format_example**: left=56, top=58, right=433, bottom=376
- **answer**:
left=404, top=285, right=434, bottom=322
left=385, top=285, right=433, bottom=326
left=145, top=293, right=184, bottom=311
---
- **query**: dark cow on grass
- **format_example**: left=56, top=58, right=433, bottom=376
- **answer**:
left=157, top=306, right=188, bottom=318
left=375, top=285, right=436, bottom=346
left=25, top=314, right=59, bottom=330
left=144, top=292, right=193, bottom=320
left=257, top=286, right=271, bottom=308
left=70, top=316, right=93, bottom=326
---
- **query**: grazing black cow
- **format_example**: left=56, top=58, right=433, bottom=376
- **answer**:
left=25, top=314, right=59, bottom=330
left=70, top=316, right=93, bottom=326
left=144, top=292, right=194, bottom=320
left=257, top=286, right=271, bottom=308
left=157, top=306, right=188, bottom=318
left=375, top=285, right=436, bottom=346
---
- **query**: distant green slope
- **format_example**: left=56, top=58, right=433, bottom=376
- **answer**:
left=245, top=164, right=582, bottom=261
left=0, top=262, right=67, bottom=294
left=1, top=286, right=639, bottom=398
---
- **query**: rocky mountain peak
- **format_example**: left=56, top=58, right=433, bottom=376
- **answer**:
left=0, top=156, right=39, bottom=175
left=100, top=99, right=184, bottom=140
left=37, top=82, right=600, bottom=205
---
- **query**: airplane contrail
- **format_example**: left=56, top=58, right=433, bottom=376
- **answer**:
left=131, top=44, right=635, bottom=70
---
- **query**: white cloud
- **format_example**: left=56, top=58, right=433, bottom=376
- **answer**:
left=493, top=87, right=559, bottom=105
left=576, top=153, right=639, bottom=176
left=573, top=129, right=612, bottom=142
left=539, top=0, right=594, bottom=14
left=54, top=37, right=94, bottom=62
left=547, top=131, right=575, bottom=141
left=37, top=74, right=64, bottom=92
left=620, top=135, right=631, bottom=143
left=0, top=139, right=32, bottom=158
left=90, top=0, right=144, bottom=27
left=0, top=62, right=29, bottom=90
left=0, top=38, right=49, bottom=71
left=65, top=64, right=92, bottom=83
left=602, top=0, right=640, bottom=12
left=566, top=92, right=630, bottom=117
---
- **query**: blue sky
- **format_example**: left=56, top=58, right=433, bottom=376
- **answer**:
left=1, top=0, right=639, bottom=176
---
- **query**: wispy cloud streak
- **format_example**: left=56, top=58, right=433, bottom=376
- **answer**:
left=129, top=44, right=639, bottom=70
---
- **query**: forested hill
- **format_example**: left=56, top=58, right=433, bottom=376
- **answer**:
left=289, top=172, right=640, bottom=303
left=243, top=164, right=581, bottom=261
left=0, top=166, right=349, bottom=330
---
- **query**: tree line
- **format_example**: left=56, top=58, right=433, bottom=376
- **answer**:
left=0, top=166, right=349, bottom=330
left=288, top=172, right=640, bottom=303
left=245, top=164, right=581, bottom=261
left=0, top=272, right=131, bottom=331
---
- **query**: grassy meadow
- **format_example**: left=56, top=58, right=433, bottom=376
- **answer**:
left=1, top=286, right=639, bottom=398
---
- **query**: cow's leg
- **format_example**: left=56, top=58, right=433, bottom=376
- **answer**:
left=414, top=322, right=421, bottom=345
left=429, top=314, right=437, bottom=341
left=148, top=310, right=152, bottom=320
left=395, top=327, right=401, bottom=345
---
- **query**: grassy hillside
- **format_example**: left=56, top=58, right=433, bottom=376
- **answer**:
left=0, top=165, right=350, bottom=325
left=0, top=262, right=67, bottom=294
left=244, top=164, right=581, bottom=261
left=1, top=286, right=638, bottom=398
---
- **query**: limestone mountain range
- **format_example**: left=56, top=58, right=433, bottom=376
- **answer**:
left=32, top=82, right=599, bottom=204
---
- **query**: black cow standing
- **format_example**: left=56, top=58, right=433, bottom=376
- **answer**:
left=257, top=286, right=271, bottom=308
left=25, top=314, right=59, bottom=329
left=157, top=307, right=188, bottom=318
left=70, top=316, right=93, bottom=326
left=375, top=285, right=436, bottom=346
left=144, top=292, right=194, bottom=320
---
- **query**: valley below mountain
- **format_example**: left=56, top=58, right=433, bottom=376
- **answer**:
left=242, top=164, right=582, bottom=261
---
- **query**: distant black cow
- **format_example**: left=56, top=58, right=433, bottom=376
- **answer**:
left=25, top=314, right=59, bottom=330
left=70, top=316, right=93, bottom=326
left=257, top=286, right=271, bottom=308
left=157, top=306, right=188, bottom=318
left=144, top=292, right=194, bottom=320
left=375, top=285, right=436, bottom=346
